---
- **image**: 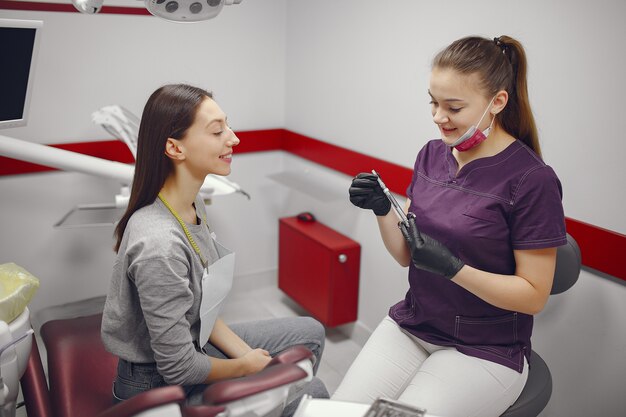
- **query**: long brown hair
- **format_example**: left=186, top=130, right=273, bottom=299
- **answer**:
left=433, top=35, right=541, bottom=157
left=114, top=84, right=213, bottom=252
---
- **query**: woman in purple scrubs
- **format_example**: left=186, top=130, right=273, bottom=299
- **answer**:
left=334, top=36, right=566, bottom=417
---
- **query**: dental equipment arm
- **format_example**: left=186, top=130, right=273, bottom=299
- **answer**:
left=0, top=134, right=246, bottom=205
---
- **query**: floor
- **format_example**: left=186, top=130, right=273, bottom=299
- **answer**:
left=219, top=283, right=364, bottom=396
left=15, top=278, right=365, bottom=415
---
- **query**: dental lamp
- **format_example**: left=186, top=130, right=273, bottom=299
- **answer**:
left=72, top=0, right=244, bottom=22
left=71, top=0, right=103, bottom=14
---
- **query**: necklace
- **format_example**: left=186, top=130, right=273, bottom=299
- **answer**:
left=158, top=193, right=208, bottom=268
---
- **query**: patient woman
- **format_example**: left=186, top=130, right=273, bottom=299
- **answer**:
left=336, top=36, right=566, bottom=417
left=101, top=83, right=329, bottom=415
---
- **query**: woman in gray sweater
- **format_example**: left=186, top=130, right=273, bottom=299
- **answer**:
left=101, top=84, right=328, bottom=415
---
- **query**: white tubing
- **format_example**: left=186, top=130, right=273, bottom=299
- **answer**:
left=0, top=135, right=240, bottom=198
left=0, top=135, right=134, bottom=183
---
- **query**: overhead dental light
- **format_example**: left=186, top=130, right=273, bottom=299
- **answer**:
left=71, top=0, right=103, bottom=14
left=71, top=0, right=243, bottom=22
left=145, top=0, right=243, bottom=22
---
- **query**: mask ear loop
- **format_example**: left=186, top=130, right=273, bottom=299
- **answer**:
left=476, top=95, right=497, bottom=127
left=483, top=110, right=496, bottom=136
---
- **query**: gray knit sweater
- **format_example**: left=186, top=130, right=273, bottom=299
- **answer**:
left=101, top=196, right=219, bottom=385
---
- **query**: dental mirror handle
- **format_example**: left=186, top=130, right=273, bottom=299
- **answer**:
left=372, top=170, right=409, bottom=224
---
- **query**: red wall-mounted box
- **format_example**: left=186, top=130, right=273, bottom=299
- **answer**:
left=278, top=216, right=361, bottom=327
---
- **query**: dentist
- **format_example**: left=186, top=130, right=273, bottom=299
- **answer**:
left=336, top=36, right=566, bottom=417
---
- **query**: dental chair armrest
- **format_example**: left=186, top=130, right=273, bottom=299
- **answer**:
left=96, top=386, right=186, bottom=417
left=266, top=345, right=314, bottom=367
left=203, top=363, right=307, bottom=406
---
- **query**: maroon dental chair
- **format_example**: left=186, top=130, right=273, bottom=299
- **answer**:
left=19, top=313, right=311, bottom=417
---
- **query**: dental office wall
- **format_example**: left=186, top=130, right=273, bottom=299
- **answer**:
left=283, top=1, right=626, bottom=417
left=0, top=2, right=290, bottom=329
left=0, top=0, right=625, bottom=416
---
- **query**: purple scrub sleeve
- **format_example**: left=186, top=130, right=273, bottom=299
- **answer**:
left=390, top=139, right=566, bottom=372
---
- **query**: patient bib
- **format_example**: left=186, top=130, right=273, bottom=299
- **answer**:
left=199, top=239, right=234, bottom=346
left=157, top=194, right=235, bottom=348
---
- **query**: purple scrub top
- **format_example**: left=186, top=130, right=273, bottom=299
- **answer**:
left=389, top=139, right=567, bottom=372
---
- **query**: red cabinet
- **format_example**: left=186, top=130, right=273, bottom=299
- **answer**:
left=278, top=216, right=361, bottom=327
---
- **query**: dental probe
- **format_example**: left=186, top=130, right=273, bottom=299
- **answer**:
left=372, top=170, right=409, bottom=225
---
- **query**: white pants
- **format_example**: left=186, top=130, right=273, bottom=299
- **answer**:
left=332, top=316, right=528, bottom=417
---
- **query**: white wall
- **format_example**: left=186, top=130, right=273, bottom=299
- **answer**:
left=284, top=1, right=626, bottom=416
left=0, top=0, right=287, bottom=309
left=0, top=0, right=287, bottom=143
left=1, top=1, right=625, bottom=416
left=285, top=0, right=626, bottom=235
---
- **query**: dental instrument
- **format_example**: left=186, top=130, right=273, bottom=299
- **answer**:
left=371, top=170, right=409, bottom=226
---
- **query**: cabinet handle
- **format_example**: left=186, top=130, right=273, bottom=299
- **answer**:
left=338, top=254, right=347, bottom=263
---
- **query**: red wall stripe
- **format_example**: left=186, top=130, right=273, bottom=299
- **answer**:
left=0, top=129, right=624, bottom=281
left=565, top=218, right=625, bottom=280
left=0, top=0, right=151, bottom=15
left=283, top=130, right=413, bottom=194
left=234, top=129, right=285, bottom=154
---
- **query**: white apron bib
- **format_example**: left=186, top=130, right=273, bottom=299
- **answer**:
left=199, top=238, right=235, bottom=346
left=157, top=194, right=235, bottom=349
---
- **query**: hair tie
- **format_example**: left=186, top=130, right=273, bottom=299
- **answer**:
left=493, top=37, right=508, bottom=55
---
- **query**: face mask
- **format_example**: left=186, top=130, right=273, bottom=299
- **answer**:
left=446, top=96, right=496, bottom=152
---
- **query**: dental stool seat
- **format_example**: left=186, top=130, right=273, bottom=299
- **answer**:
left=500, top=351, right=551, bottom=417
left=501, top=234, right=581, bottom=417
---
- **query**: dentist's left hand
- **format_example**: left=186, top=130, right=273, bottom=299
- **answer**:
left=399, top=214, right=465, bottom=279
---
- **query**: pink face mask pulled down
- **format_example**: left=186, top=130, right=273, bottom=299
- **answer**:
left=446, top=96, right=496, bottom=152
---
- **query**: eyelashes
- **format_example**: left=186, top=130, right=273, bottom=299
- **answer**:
left=430, top=101, right=463, bottom=113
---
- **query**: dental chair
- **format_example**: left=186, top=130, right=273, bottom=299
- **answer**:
left=19, top=313, right=314, bottom=417
left=500, top=233, right=581, bottom=417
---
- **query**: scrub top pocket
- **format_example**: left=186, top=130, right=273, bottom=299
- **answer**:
left=454, top=312, right=518, bottom=346
left=462, top=206, right=507, bottom=240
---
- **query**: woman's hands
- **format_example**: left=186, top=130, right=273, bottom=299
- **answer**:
left=239, top=348, right=271, bottom=375
left=399, top=214, right=465, bottom=279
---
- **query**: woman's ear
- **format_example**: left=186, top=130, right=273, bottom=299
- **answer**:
left=491, top=90, right=509, bottom=115
left=164, top=137, right=186, bottom=161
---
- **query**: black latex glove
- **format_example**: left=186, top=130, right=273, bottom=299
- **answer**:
left=349, top=173, right=391, bottom=216
left=399, top=214, right=465, bottom=279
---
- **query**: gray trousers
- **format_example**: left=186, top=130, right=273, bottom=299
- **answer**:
left=114, top=316, right=329, bottom=417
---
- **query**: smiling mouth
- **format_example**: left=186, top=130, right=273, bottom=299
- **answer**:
left=219, top=153, right=232, bottom=160
left=440, top=126, right=457, bottom=136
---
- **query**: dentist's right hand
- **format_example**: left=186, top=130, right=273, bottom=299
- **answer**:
left=349, top=173, right=391, bottom=216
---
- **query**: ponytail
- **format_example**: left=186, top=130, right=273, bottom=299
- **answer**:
left=497, top=36, right=541, bottom=157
